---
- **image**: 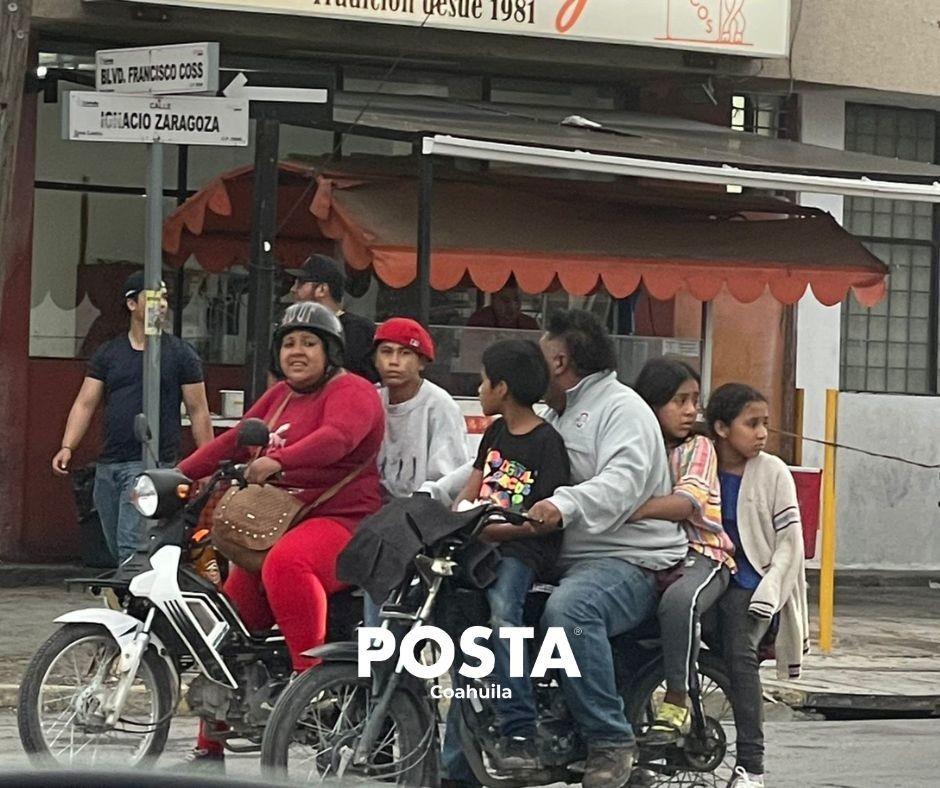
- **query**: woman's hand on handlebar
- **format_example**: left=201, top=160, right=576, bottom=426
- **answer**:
left=245, top=456, right=282, bottom=486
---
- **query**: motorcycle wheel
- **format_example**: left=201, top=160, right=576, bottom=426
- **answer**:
left=624, top=653, right=735, bottom=787
left=18, top=622, right=174, bottom=768
left=261, top=662, right=433, bottom=785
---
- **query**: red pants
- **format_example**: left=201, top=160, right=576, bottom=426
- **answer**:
left=198, top=516, right=352, bottom=754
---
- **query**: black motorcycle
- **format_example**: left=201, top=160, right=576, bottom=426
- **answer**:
left=18, top=418, right=360, bottom=769
left=259, top=500, right=735, bottom=786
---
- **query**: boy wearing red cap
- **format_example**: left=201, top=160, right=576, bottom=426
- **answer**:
left=373, top=318, right=470, bottom=500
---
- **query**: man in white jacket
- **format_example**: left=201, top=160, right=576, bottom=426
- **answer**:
left=528, top=310, right=688, bottom=788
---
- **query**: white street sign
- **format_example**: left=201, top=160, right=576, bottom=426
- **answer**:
left=222, top=71, right=329, bottom=104
left=64, top=92, right=249, bottom=146
left=95, top=42, right=219, bottom=95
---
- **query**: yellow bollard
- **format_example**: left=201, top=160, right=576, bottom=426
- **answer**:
left=818, top=389, right=839, bottom=653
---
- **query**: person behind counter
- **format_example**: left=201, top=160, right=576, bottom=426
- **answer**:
left=285, top=253, right=379, bottom=382
left=467, top=277, right=540, bottom=330
left=52, top=271, right=213, bottom=565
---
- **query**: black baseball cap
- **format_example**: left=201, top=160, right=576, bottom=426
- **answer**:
left=285, top=254, right=345, bottom=294
left=123, top=271, right=146, bottom=300
left=123, top=271, right=166, bottom=301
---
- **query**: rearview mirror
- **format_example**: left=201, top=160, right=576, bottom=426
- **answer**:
left=237, top=418, right=270, bottom=448
left=133, top=414, right=152, bottom=445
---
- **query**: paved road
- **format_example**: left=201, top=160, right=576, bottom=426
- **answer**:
left=0, top=715, right=938, bottom=786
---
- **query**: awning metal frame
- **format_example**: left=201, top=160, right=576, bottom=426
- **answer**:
left=422, top=134, right=940, bottom=203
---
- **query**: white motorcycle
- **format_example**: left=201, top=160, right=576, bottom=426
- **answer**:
left=17, top=418, right=360, bottom=768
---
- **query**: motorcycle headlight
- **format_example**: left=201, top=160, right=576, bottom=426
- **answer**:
left=130, top=469, right=191, bottom=519
left=132, top=474, right=159, bottom=517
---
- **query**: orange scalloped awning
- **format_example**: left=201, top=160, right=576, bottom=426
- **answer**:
left=162, top=161, right=335, bottom=271
left=163, top=163, right=888, bottom=307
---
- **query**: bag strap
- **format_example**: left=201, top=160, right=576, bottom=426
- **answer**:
left=249, top=391, right=294, bottom=461
left=293, top=457, right=373, bottom=523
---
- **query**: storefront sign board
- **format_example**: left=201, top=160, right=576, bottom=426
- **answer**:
left=63, top=92, right=250, bottom=146
left=123, top=0, right=790, bottom=58
left=95, top=42, right=220, bottom=95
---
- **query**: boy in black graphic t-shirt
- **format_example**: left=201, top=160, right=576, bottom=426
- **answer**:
left=452, top=339, right=570, bottom=773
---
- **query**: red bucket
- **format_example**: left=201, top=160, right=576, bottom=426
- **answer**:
left=789, top=467, right=823, bottom=559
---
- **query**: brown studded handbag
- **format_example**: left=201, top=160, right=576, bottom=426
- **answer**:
left=211, top=391, right=370, bottom=574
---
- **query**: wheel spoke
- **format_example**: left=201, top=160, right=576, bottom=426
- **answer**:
left=29, top=632, right=163, bottom=768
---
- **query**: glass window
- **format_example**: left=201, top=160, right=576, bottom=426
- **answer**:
left=841, top=104, right=938, bottom=395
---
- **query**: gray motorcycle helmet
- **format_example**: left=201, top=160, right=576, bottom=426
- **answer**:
left=271, top=302, right=345, bottom=375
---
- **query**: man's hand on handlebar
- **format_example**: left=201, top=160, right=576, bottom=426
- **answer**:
left=245, top=456, right=282, bottom=485
left=526, top=500, right=564, bottom=534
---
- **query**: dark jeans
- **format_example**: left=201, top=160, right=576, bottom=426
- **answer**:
left=541, top=557, right=659, bottom=748
left=657, top=550, right=730, bottom=694
left=715, top=584, right=771, bottom=775
left=441, top=557, right=535, bottom=784
left=487, top=556, right=537, bottom=737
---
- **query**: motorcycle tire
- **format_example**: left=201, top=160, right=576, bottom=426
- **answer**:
left=18, top=622, right=174, bottom=768
left=261, top=662, right=433, bottom=785
left=623, top=652, right=735, bottom=786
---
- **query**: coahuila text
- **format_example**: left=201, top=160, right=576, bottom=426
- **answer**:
left=358, top=625, right=581, bottom=679
left=431, top=683, right=511, bottom=700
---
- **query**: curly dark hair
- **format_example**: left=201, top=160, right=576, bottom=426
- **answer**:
left=545, top=309, right=616, bottom=377
left=705, top=382, right=767, bottom=430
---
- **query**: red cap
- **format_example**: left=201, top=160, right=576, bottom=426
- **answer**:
left=374, top=318, right=435, bottom=361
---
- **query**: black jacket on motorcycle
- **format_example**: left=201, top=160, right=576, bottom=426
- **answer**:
left=337, top=496, right=499, bottom=604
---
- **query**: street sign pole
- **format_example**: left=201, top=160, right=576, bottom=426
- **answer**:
left=142, top=142, right=164, bottom=468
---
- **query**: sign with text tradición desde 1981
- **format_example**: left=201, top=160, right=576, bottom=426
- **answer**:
left=63, top=92, right=249, bottom=146
left=123, top=0, right=790, bottom=58
left=95, top=42, right=220, bottom=95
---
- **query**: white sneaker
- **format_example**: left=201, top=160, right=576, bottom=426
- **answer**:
left=729, top=766, right=765, bottom=787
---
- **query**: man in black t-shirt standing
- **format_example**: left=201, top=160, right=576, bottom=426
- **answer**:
left=285, top=254, right=379, bottom=383
left=52, top=272, right=213, bottom=564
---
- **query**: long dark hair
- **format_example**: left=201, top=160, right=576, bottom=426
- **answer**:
left=634, top=358, right=701, bottom=410
left=705, top=382, right=767, bottom=431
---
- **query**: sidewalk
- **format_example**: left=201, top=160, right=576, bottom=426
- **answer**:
left=1, top=582, right=938, bottom=716
left=761, top=584, right=940, bottom=717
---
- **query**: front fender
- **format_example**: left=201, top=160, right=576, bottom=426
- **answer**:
left=54, top=608, right=181, bottom=707
left=302, top=641, right=432, bottom=709
left=302, top=641, right=359, bottom=663
left=55, top=609, right=140, bottom=647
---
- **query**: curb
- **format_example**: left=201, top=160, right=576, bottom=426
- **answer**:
left=0, top=683, right=197, bottom=717
left=805, top=569, right=940, bottom=589
left=0, top=684, right=19, bottom=710
left=0, top=564, right=88, bottom=589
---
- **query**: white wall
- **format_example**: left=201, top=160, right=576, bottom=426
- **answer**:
left=29, top=84, right=368, bottom=357
left=835, top=393, right=940, bottom=569
left=796, top=91, right=846, bottom=469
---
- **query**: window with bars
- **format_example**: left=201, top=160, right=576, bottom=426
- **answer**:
left=731, top=94, right=793, bottom=138
left=841, top=104, right=939, bottom=394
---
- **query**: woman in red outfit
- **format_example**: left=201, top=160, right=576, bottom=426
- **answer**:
left=177, top=302, right=384, bottom=765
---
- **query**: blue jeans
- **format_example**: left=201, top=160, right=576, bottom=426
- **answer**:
left=93, top=460, right=145, bottom=565
left=441, top=557, right=535, bottom=784
left=487, top=556, right=536, bottom=737
left=541, top=557, right=658, bottom=748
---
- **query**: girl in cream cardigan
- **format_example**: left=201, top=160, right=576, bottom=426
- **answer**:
left=705, top=383, right=809, bottom=788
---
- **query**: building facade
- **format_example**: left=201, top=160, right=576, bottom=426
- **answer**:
left=1, top=0, right=937, bottom=568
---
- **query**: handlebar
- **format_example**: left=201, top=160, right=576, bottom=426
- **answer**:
left=483, top=508, right=541, bottom=526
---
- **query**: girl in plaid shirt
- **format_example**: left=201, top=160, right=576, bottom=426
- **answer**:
left=630, top=358, right=735, bottom=745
